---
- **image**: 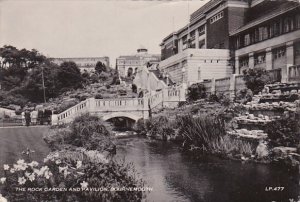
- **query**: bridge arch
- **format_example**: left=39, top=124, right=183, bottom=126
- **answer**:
left=101, top=112, right=142, bottom=122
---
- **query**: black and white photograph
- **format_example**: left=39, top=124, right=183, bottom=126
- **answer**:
left=0, top=0, right=300, bottom=201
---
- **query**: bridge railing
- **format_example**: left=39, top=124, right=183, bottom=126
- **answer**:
left=52, top=97, right=147, bottom=125
left=53, top=99, right=90, bottom=125
left=52, top=85, right=188, bottom=125
left=92, top=97, right=145, bottom=112
left=149, top=91, right=163, bottom=109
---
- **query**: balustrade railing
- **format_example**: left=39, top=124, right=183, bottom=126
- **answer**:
left=57, top=99, right=89, bottom=122
left=94, top=98, right=144, bottom=109
left=53, top=85, right=186, bottom=124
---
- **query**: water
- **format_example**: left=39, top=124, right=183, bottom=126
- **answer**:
left=115, top=137, right=300, bottom=202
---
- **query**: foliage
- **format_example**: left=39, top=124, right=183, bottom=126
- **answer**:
left=187, top=83, right=206, bottom=101
left=95, top=61, right=107, bottom=74
left=138, top=91, right=144, bottom=98
left=133, top=119, right=146, bottom=135
left=111, top=75, right=120, bottom=85
left=57, top=62, right=83, bottom=90
left=235, top=88, right=253, bottom=104
left=210, top=135, right=254, bottom=157
left=0, top=45, right=87, bottom=105
left=146, top=116, right=175, bottom=140
left=132, top=84, right=137, bottom=93
left=94, top=94, right=103, bottom=99
left=242, top=68, right=272, bottom=94
left=0, top=150, right=144, bottom=202
left=53, top=99, right=79, bottom=114
left=265, top=116, right=300, bottom=147
left=0, top=45, right=46, bottom=69
left=208, top=94, right=219, bottom=102
left=175, top=115, right=225, bottom=151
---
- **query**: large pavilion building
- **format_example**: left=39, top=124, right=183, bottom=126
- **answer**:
left=116, top=47, right=161, bottom=78
left=159, top=0, right=300, bottom=86
left=52, top=57, right=110, bottom=73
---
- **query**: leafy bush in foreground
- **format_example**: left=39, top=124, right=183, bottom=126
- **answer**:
left=0, top=149, right=145, bottom=202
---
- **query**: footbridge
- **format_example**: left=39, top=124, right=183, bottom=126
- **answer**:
left=51, top=85, right=186, bottom=125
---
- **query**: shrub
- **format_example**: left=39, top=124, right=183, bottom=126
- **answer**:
left=94, top=94, right=103, bottom=99
left=134, top=118, right=146, bottom=135
left=235, top=88, right=253, bottom=104
left=132, top=84, right=137, bottom=93
left=44, top=114, right=115, bottom=153
left=265, top=116, right=300, bottom=147
left=146, top=116, right=175, bottom=140
left=208, top=94, right=219, bottom=102
left=55, top=99, right=79, bottom=114
left=187, top=83, right=206, bottom=101
left=220, top=95, right=231, bottom=107
left=243, top=68, right=272, bottom=94
left=175, top=115, right=225, bottom=151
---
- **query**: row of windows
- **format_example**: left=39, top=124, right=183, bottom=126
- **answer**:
left=210, top=11, right=224, bottom=24
left=238, top=46, right=288, bottom=67
left=236, top=14, right=300, bottom=49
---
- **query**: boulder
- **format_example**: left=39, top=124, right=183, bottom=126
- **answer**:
left=256, top=141, right=269, bottom=159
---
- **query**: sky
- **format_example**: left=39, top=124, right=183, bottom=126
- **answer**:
left=0, top=0, right=208, bottom=67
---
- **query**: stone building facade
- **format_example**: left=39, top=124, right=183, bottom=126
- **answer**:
left=116, top=47, right=161, bottom=78
left=52, top=57, right=110, bottom=73
left=159, top=0, right=300, bottom=86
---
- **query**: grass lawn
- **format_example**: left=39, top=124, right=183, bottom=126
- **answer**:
left=0, top=126, right=50, bottom=174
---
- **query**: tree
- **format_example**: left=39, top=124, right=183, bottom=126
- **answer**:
left=56, top=61, right=83, bottom=91
left=242, top=68, right=271, bottom=95
left=95, top=61, right=107, bottom=74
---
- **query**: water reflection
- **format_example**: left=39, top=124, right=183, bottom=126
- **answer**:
left=116, top=137, right=300, bottom=202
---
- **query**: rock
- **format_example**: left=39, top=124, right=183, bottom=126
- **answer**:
left=256, top=141, right=269, bottom=159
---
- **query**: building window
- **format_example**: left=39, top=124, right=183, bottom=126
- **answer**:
left=244, top=34, right=250, bottom=46
left=210, top=11, right=224, bottom=24
left=239, top=57, right=249, bottom=68
left=199, top=39, right=205, bottom=49
left=272, top=47, right=286, bottom=60
left=284, top=17, right=294, bottom=33
left=254, top=53, right=266, bottom=65
left=258, top=26, right=268, bottom=41
left=270, top=21, right=280, bottom=37
left=296, top=14, right=300, bottom=29
left=198, top=25, right=205, bottom=36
